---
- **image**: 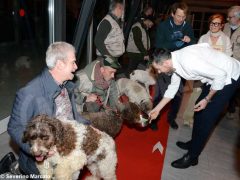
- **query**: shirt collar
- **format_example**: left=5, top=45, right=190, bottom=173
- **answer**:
left=169, top=17, right=186, bottom=29
left=41, top=68, right=75, bottom=99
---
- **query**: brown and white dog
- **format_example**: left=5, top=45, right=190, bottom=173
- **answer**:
left=117, top=78, right=153, bottom=115
left=22, top=115, right=117, bottom=180
left=81, top=102, right=149, bottom=138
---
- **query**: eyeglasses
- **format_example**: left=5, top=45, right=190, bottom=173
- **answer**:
left=227, top=16, right=235, bottom=21
left=210, top=22, right=222, bottom=27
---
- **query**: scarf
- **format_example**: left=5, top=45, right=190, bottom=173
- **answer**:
left=94, top=63, right=110, bottom=90
left=210, top=31, right=222, bottom=37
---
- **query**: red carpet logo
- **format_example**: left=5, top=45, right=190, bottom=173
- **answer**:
left=152, top=141, right=164, bottom=154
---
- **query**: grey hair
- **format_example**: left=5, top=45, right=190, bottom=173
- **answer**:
left=109, top=0, right=123, bottom=13
left=228, top=6, right=240, bottom=19
left=46, top=42, right=76, bottom=69
left=152, top=48, right=172, bottom=64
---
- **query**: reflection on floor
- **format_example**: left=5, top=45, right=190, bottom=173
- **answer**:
left=0, top=115, right=239, bottom=179
left=162, top=116, right=240, bottom=180
left=0, top=57, right=44, bottom=120
left=0, top=42, right=47, bottom=120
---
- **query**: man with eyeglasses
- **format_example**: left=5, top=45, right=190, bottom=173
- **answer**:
left=223, top=6, right=240, bottom=120
left=152, top=2, right=196, bottom=130
left=224, top=6, right=240, bottom=61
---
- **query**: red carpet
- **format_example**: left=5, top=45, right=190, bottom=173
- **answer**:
left=81, top=88, right=170, bottom=180
left=115, top=108, right=169, bottom=180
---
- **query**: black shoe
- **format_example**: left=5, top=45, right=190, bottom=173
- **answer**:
left=10, top=161, right=21, bottom=175
left=176, top=141, right=191, bottom=150
left=171, top=154, right=198, bottom=169
left=168, top=120, right=178, bottom=129
left=0, top=152, right=16, bottom=174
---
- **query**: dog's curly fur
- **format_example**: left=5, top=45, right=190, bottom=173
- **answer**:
left=81, top=102, right=145, bottom=138
left=117, top=78, right=153, bottom=114
left=22, top=115, right=117, bottom=180
left=130, top=69, right=156, bottom=96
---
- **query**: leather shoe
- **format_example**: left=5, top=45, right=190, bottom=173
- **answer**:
left=171, top=154, right=198, bottom=169
left=168, top=120, right=178, bottom=129
left=176, top=141, right=191, bottom=150
left=0, top=152, right=16, bottom=174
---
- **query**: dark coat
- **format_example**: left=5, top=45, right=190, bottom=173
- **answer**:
left=8, top=68, right=89, bottom=175
left=155, top=17, right=195, bottom=51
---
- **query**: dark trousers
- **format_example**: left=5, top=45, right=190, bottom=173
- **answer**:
left=167, top=94, right=182, bottom=123
left=227, top=89, right=240, bottom=113
left=126, top=53, right=144, bottom=77
left=153, top=73, right=183, bottom=123
left=189, top=77, right=240, bottom=158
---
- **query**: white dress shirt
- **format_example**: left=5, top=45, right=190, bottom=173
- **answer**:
left=164, top=43, right=240, bottom=98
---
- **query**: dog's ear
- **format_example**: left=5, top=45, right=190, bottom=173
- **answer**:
left=22, top=120, right=35, bottom=143
left=48, top=118, right=65, bottom=143
left=22, top=119, right=37, bottom=143
left=120, top=102, right=141, bottom=124
left=22, top=115, right=44, bottom=143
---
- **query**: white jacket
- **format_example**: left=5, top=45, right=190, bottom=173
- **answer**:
left=198, top=31, right=232, bottom=56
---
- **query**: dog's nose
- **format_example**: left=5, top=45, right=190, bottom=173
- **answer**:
left=31, top=149, right=42, bottom=156
left=31, top=145, right=42, bottom=156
